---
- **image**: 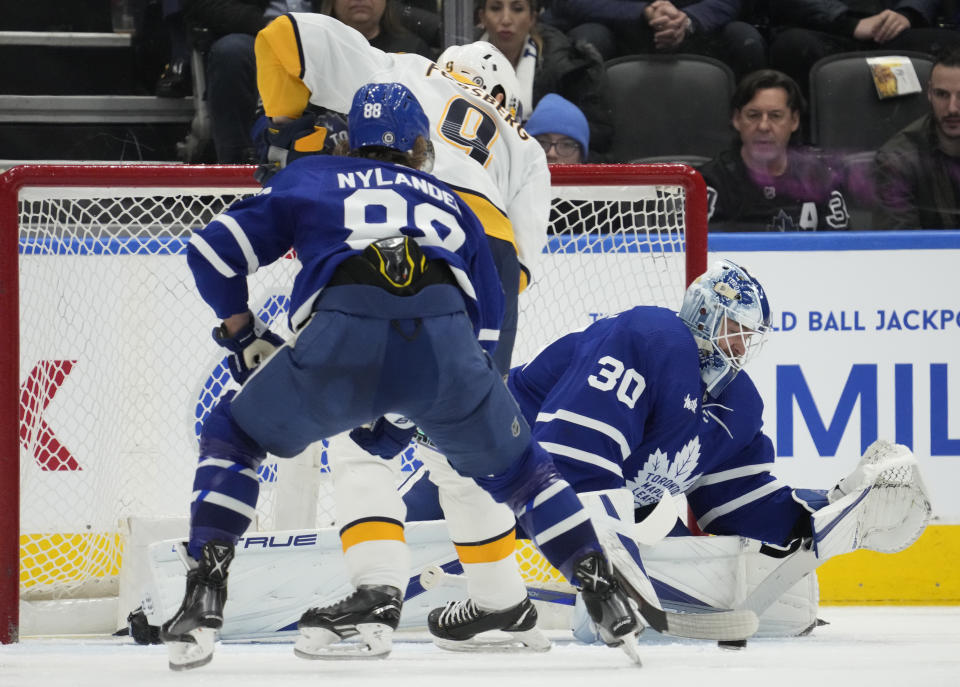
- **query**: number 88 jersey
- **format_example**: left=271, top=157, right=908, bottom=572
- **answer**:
left=187, top=154, right=504, bottom=348
left=255, top=12, right=551, bottom=287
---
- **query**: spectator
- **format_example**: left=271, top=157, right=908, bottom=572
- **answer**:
left=184, top=0, right=300, bottom=163
left=542, top=0, right=767, bottom=79
left=697, top=69, right=852, bottom=231
left=155, top=1, right=192, bottom=98
left=769, top=0, right=960, bottom=96
left=524, top=92, right=590, bottom=163
left=874, top=47, right=960, bottom=228
left=475, top=0, right=615, bottom=159
left=319, top=0, right=432, bottom=54
left=187, top=1, right=430, bottom=163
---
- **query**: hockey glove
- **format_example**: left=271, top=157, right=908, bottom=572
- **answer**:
left=253, top=108, right=348, bottom=184
left=213, top=314, right=285, bottom=385
left=809, top=439, right=931, bottom=560
left=350, top=414, right=417, bottom=460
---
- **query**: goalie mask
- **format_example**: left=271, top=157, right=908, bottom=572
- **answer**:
left=438, top=41, right=524, bottom=120
left=680, top=259, right=771, bottom=396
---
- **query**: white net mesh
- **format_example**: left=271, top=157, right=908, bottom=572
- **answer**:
left=11, top=164, right=702, bottom=619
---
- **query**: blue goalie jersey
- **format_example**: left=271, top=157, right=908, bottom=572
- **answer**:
left=507, top=306, right=705, bottom=505
left=687, top=371, right=811, bottom=546
left=506, top=305, right=811, bottom=546
left=186, top=155, right=504, bottom=349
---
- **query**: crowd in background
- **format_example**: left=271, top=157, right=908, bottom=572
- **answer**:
left=135, top=0, right=960, bottom=231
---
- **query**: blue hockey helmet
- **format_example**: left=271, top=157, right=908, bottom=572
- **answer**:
left=679, top=259, right=771, bottom=396
left=348, top=82, right=430, bottom=154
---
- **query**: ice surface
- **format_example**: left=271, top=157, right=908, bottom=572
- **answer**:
left=1, top=607, right=957, bottom=687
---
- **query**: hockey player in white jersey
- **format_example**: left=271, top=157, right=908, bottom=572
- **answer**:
left=399, top=259, right=930, bottom=649
left=160, top=81, right=664, bottom=670
left=256, top=15, right=548, bottom=373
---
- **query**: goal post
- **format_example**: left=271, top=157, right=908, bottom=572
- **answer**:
left=0, top=162, right=707, bottom=643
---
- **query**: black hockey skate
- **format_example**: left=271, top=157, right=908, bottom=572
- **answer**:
left=160, top=540, right=234, bottom=671
left=573, top=552, right=643, bottom=663
left=428, top=596, right=550, bottom=652
left=295, top=584, right=402, bottom=660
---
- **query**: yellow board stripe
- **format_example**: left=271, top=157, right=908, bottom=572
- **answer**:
left=20, top=533, right=122, bottom=588
left=818, top=524, right=960, bottom=605
left=455, top=529, right=517, bottom=564
left=339, top=519, right=405, bottom=552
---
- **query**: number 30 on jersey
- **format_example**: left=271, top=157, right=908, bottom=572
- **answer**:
left=588, top=356, right=646, bottom=409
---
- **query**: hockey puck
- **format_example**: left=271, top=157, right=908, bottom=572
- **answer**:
left=718, top=639, right=748, bottom=650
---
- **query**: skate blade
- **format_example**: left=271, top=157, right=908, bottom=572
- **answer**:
left=294, top=623, right=393, bottom=660
left=166, top=627, right=216, bottom=671
left=433, top=628, right=551, bottom=653
left=616, top=633, right=643, bottom=666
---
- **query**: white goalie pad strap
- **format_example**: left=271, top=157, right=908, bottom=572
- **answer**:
left=416, top=442, right=516, bottom=543
left=812, top=439, right=931, bottom=560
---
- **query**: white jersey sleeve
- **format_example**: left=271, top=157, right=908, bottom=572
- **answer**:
left=256, top=12, right=550, bottom=284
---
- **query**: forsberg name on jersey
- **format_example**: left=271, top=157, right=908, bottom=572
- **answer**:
left=424, top=62, right=529, bottom=140
left=337, top=167, right=462, bottom=213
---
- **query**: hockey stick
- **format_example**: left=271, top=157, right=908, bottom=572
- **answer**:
left=420, top=565, right=758, bottom=641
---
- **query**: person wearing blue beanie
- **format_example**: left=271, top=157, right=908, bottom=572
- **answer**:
left=524, top=93, right=590, bottom=163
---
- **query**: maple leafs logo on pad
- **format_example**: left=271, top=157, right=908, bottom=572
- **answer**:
left=625, top=437, right=702, bottom=506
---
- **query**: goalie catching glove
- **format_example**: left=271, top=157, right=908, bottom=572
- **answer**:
left=213, top=314, right=285, bottom=385
left=807, top=439, right=931, bottom=560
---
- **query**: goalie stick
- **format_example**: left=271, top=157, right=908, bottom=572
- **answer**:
left=420, top=565, right=758, bottom=641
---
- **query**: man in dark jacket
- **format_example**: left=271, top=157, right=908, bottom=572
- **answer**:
left=874, top=48, right=960, bottom=228
left=533, top=22, right=615, bottom=158
left=543, top=0, right=766, bottom=78
left=698, top=69, right=851, bottom=231
left=769, top=0, right=960, bottom=95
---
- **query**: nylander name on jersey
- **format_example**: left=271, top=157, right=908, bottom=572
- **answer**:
left=186, top=154, right=504, bottom=343
left=335, top=165, right=461, bottom=212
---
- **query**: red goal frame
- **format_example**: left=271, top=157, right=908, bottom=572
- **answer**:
left=0, top=162, right=707, bottom=643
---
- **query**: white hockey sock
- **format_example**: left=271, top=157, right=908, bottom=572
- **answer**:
left=463, top=556, right=528, bottom=611
left=344, top=539, right=411, bottom=591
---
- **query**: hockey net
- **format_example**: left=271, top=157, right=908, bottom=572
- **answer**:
left=0, top=163, right=707, bottom=641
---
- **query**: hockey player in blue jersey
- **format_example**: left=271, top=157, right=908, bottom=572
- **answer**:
left=160, top=81, right=672, bottom=670
left=399, top=260, right=929, bottom=649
